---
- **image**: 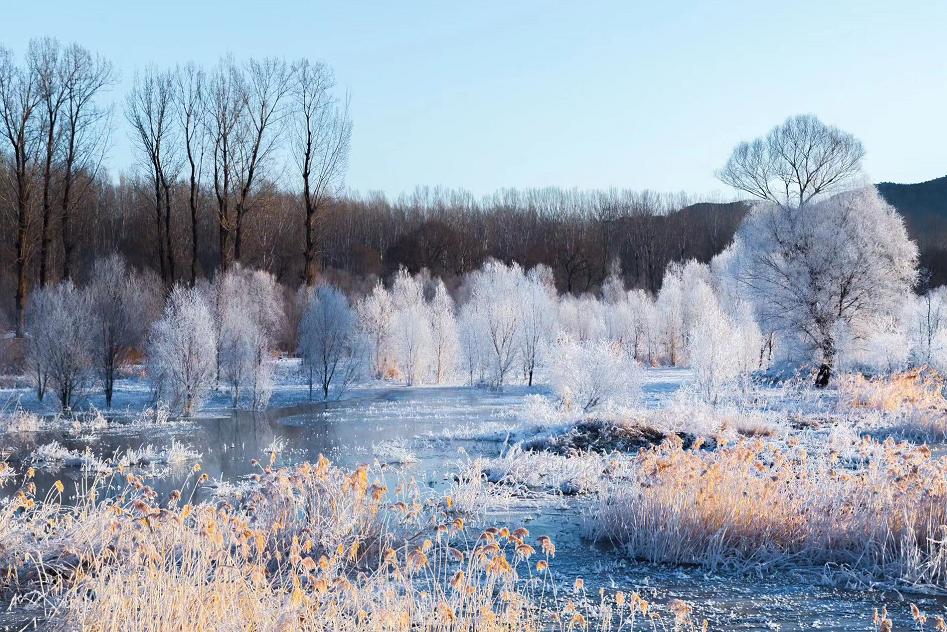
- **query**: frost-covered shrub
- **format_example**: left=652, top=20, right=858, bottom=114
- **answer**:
left=298, top=284, right=365, bottom=400
left=88, top=255, right=162, bottom=408
left=835, top=317, right=910, bottom=374
left=458, top=260, right=523, bottom=387
left=428, top=279, right=459, bottom=383
left=213, top=266, right=283, bottom=410
left=514, top=267, right=557, bottom=386
left=148, top=286, right=217, bottom=416
left=354, top=281, right=394, bottom=379
left=906, top=287, right=947, bottom=371
left=549, top=337, right=640, bottom=412
left=26, top=281, right=94, bottom=409
left=687, top=281, right=761, bottom=404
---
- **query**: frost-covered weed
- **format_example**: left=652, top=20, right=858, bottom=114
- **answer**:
left=0, top=456, right=670, bottom=631
left=373, top=438, right=418, bottom=464
left=31, top=441, right=109, bottom=472
left=457, top=444, right=635, bottom=498
left=0, top=409, right=43, bottom=433
left=839, top=368, right=947, bottom=440
left=588, top=435, right=947, bottom=591
left=549, top=337, right=640, bottom=412
left=116, top=440, right=201, bottom=468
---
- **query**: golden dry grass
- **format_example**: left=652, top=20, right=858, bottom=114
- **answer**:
left=839, top=367, right=947, bottom=439
left=590, top=434, right=947, bottom=589
left=840, top=367, right=947, bottom=413
left=0, top=456, right=705, bottom=631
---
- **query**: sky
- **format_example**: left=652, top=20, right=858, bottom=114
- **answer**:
left=4, top=0, right=946, bottom=199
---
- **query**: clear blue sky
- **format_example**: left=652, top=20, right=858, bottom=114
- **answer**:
left=4, top=0, right=946, bottom=198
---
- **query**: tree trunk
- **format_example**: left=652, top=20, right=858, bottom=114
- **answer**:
left=154, top=178, right=167, bottom=282
left=234, top=204, right=243, bottom=263
left=163, top=180, right=175, bottom=283
left=815, top=364, right=831, bottom=388
left=39, top=134, right=55, bottom=287
left=190, top=174, right=199, bottom=286
left=60, top=167, right=74, bottom=279
left=14, top=190, right=29, bottom=337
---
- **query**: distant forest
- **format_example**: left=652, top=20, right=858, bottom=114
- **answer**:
left=5, top=172, right=947, bottom=332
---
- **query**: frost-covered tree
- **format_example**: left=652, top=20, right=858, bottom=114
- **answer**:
left=549, top=336, right=640, bottom=412
left=213, top=266, right=284, bottom=409
left=26, top=281, right=94, bottom=409
left=355, top=281, right=394, bottom=378
left=460, top=260, right=523, bottom=387
left=298, top=284, right=365, bottom=400
left=390, top=268, right=433, bottom=384
left=558, top=294, right=605, bottom=343
left=516, top=266, right=556, bottom=386
left=87, top=255, right=162, bottom=407
left=148, top=286, right=217, bottom=415
left=629, top=290, right=658, bottom=364
left=428, top=279, right=459, bottom=383
left=458, top=309, right=488, bottom=386
left=722, top=187, right=917, bottom=381
left=687, top=281, right=761, bottom=404
left=655, top=268, right=685, bottom=366
left=908, top=286, right=947, bottom=369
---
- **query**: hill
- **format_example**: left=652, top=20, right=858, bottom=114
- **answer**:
left=877, top=176, right=947, bottom=286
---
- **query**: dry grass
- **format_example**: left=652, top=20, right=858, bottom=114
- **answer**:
left=0, top=457, right=706, bottom=631
left=840, top=367, right=946, bottom=412
left=588, top=434, right=947, bottom=591
left=839, top=367, right=947, bottom=440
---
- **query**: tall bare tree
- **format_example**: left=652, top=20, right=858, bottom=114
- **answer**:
left=58, top=43, right=112, bottom=280
left=127, top=68, right=177, bottom=283
left=175, top=63, right=205, bottom=285
left=717, top=114, right=865, bottom=209
left=293, top=59, right=351, bottom=286
left=29, top=38, right=69, bottom=288
left=232, top=57, right=293, bottom=264
left=0, top=47, right=42, bottom=336
left=206, top=59, right=242, bottom=269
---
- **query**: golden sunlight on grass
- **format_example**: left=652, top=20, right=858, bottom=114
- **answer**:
left=590, top=434, right=947, bottom=590
left=0, top=456, right=708, bottom=631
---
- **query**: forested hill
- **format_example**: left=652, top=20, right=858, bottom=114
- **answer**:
left=877, top=176, right=947, bottom=286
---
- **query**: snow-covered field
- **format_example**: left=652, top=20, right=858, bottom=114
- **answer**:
left=2, top=365, right=946, bottom=629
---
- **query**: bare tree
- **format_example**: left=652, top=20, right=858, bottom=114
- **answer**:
left=175, top=63, right=205, bottom=285
left=717, top=114, right=865, bottom=208
left=205, top=58, right=242, bottom=269
left=0, top=47, right=42, bottom=336
left=293, top=59, right=351, bottom=286
left=29, top=38, right=68, bottom=288
left=127, top=68, right=177, bottom=283
left=232, top=57, right=293, bottom=264
left=58, top=43, right=112, bottom=280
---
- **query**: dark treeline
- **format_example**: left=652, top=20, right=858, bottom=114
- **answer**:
left=0, top=172, right=748, bottom=329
